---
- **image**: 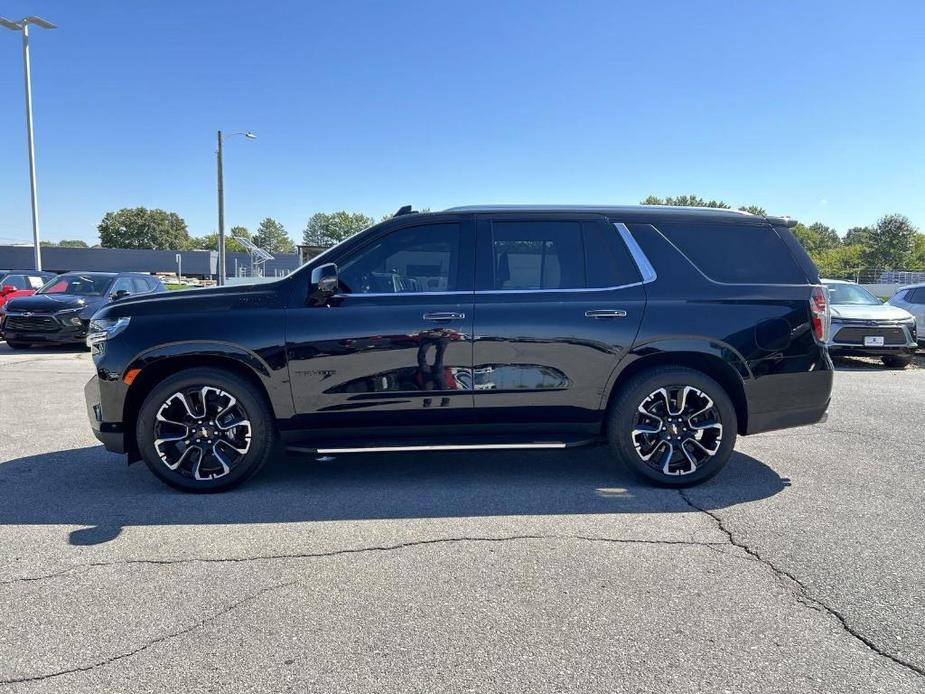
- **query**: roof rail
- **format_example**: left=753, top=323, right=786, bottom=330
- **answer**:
left=394, top=205, right=415, bottom=216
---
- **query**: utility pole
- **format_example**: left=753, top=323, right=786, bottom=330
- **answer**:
left=0, top=15, right=57, bottom=271
left=216, top=130, right=225, bottom=286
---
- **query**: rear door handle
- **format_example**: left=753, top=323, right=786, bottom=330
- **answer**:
left=585, top=309, right=627, bottom=319
left=423, top=312, right=466, bottom=322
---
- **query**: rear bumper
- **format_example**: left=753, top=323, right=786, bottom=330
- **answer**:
left=744, top=352, right=833, bottom=435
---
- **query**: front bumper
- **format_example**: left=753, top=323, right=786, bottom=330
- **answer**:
left=84, top=373, right=127, bottom=454
left=1, top=312, right=89, bottom=344
left=826, top=320, right=917, bottom=358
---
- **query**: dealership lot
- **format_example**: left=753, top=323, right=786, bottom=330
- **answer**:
left=0, top=344, right=923, bottom=693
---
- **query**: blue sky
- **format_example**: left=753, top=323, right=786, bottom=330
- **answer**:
left=1, top=0, right=923, bottom=245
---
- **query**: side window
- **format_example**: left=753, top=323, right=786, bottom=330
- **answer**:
left=655, top=222, right=806, bottom=284
left=27, top=275, right=46, bottom=289
left=2, top=275, right=28, bottom=290
left=583, top=221, right=642, bottom=287
left=110, top=277, right=134, bottom=295
left=132, top=278, right=151, bottom=293
left=908, top=288, right=925, bottom=304
left=491, top=221, right=584, bottom=290
left=339, top=223, right=460, bottom=294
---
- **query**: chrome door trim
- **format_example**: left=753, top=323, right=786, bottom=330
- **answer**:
left=614, top=222, right=658, bottom=284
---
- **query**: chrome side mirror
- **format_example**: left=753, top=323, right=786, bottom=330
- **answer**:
left=311, top=263, right=339, bottom=296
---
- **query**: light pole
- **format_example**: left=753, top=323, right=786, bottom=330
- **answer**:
left=216, top=130, right=256, bottom=285
left=0, top=15, right=56, bottom=271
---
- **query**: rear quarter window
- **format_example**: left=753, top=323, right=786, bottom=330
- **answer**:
left=653, top=221, right=807, bottom=284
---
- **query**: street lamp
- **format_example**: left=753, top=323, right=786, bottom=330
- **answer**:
left=216, top=130, right=256, bottom=285
left=0, top=15, right=56, bottom=271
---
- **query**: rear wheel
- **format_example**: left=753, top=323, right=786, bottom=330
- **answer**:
left=881, top=355, right=912, bottom=369
left=136, top=368, right=275, bottom=492
left=606, top=367, right=737, bottom=487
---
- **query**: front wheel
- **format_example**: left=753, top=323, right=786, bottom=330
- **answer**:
left=606, top=367, right=737, bottom=487
left=136, top=368, right=275, bottom=492
left=4, top=340, right=30, bottom=350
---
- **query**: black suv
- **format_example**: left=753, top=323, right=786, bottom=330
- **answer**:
left=84, top=206, right=833, bottom=492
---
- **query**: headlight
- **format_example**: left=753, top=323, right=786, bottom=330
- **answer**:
left=55, top=308, right=85, bottom=326
left=87, top=317, right=131, bottom=346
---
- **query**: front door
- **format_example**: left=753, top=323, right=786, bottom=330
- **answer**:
left=286, top=217, right=475, bottom=433
left=472, top=215, right=646, bottom=430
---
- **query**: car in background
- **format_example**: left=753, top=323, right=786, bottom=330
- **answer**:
left=823, top=279, right=918, bottom=368
left=0, top=270, right=58, bottom=310
left=887, top=283, right=925, bottom=346
left=1, top=272, right=165, bottom=349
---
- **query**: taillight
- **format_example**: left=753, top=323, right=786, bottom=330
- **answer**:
left=810, top=285, right=829, bottom=343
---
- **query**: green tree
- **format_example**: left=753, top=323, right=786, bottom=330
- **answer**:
left=911, top=233, right=925, bottom=267
left=253, top=217, right=295, bottom=254
left=58, top=239, right=89, bottom=248
left=98, top=207, right=191, bottom=250
left=191, top=226, right=251, bottom=253
left=861, top=214, right=918, bottom=269
left=738, top=205, right=767, bottom=215
left=792, top=222, right=840, bottom=256
left=843, top=226, right=872, bottom=246
left=303, top=211, right=374, bottom=247
left=814, top=244, right=865, bottom=278
left=640, top=194, right=731, bottom=209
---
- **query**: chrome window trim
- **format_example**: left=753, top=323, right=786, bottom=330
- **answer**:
left=614, top=222, right=657, bottom=284
left=332, top=290, right=473, bottom=298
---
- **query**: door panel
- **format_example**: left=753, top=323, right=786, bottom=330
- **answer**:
left=472, top=215, right=645, bottom=427
left=285, top=218, right=475, bottom=432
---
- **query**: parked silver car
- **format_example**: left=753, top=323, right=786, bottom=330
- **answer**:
left=822, top=279, right=918, bottom=369
left=887, top=283, right=925, bottom=347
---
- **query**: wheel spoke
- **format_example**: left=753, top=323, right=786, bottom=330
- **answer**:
left=196, top=445, right=232, bottom=481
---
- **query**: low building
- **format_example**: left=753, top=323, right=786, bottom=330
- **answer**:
left=0, top=245, right=302, bottom=279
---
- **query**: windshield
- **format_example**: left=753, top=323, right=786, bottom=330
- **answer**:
left=824, top=282, right=880, bottom=305
left=38, top=274, right=113, bottom=296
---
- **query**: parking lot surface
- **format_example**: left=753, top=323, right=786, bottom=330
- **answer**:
left=0, top=343, right=923, bottom=693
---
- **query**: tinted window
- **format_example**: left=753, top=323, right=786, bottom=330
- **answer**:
left=132, top=278, right=152, bottom=293
left=908, top=288, right=925, bottom=304
left=340, top=223, right=460, bottom=294
left=111, top=277, right=135, bottom=295
left=491, top=221, right=584, bottom=290
left=2, top=275, right=28, bottom=290
left=583, top=221, right=641, bottom=287
left=40, top=274, right=113, bottom=296
left=656, top=222, right=806, bottom=284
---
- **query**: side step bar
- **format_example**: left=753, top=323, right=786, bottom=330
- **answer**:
left=286, top=437, right=597, bottom=455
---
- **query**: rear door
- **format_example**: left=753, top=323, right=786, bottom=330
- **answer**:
left=471, top=214, right=646, bottom=428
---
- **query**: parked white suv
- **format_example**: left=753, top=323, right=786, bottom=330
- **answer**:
left=887, top=283, right=925, bottom=347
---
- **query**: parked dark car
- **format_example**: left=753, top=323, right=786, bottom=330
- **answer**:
left=84, top=205, right=833, bottom=492
left=2, top=272, right=165, bottom=348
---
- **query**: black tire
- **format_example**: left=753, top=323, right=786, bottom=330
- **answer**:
left=606, top=366, right=737, bottom=487
left=881, top=355, right=912, bottom=369
left=136, top=367, right=275, bottom=492
left=5, top=340, right=30, bottom=350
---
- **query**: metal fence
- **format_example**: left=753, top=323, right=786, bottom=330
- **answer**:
left=816, top=268, right=925, bottom=285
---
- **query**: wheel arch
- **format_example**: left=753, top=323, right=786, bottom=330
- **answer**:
left=122, top=346, right=285, bottom=462
left=602, top=341, right=751, bottom=436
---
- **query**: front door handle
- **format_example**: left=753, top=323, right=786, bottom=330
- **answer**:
left=585, top=309, right=627, bottom=319
left=423, top=312, right=466, bottom=322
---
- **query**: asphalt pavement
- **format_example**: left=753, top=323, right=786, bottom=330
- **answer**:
left=0, top=342, right=922, bottom=693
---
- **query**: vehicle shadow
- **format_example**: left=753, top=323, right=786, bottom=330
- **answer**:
left=0, top=445, right=789, bottom=545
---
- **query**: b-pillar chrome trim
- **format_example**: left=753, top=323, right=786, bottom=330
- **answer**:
left=614, top=222, right=658, bottom=284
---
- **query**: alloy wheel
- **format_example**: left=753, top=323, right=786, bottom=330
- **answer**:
left=631, top=385, right=723, bottom=476
left=153, top=386, right=252, bottom=481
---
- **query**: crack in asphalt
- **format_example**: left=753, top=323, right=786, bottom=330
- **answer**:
left=678, top=489, right=925, bottom=678
left=0, top=533, right=729, bottom=685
